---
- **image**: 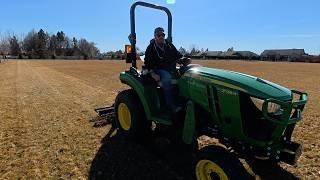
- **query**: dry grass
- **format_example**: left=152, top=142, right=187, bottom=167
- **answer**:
left=0, top=60, right=319, bottom=179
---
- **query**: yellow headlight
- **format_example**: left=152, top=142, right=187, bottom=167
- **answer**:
left=267, top=102, right=283, bottom=115
left=250, top=97, right=283, bottom=115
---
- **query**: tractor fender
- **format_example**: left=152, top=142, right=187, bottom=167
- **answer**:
left=119, top=72, right=152, bottom=120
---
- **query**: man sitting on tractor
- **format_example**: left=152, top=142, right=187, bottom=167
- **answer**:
left=144, top=27, right=191, bottom=113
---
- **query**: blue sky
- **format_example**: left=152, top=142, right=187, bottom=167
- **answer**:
left=1, top=0, right=319, bottom=55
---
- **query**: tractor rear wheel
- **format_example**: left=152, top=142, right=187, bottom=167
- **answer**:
left=194, top=145, right=249, bottom=180
left=115, top=89, right=151, bottom=139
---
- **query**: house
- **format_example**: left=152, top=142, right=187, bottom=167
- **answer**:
left=190, top=48, right=259, bottom=60
left=203, top=51, right=223, bottom=59
left=233, top=51, right=259, bottom=60
left=189, top=52, right=204, bottom=59
left=260, top=49, right=306, bottom=61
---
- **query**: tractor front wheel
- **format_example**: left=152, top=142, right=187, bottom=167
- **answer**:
left=194, top=145, right=249, bottom=180
left=115, top=89, right=151, bottom=139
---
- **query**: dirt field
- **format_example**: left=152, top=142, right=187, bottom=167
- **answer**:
left=0, top=60, right=319, bottom=179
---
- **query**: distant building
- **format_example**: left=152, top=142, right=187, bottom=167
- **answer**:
left=189, top=52, right=204, bottom=59
left=203, top=49, right=259, bottom=60
left=189, top=48, right=260, bottom=60
left=203, top=51, right=223, bottom=59
left=260, top=49, right=306, bottom=61
left=233, top=51, right=259, bottom=60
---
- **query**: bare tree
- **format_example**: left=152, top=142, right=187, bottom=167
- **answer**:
left=178, top=46, right=187, bottom=55
left=2, top=29, right=101, bottom=59
left=9, top=35, right=21, bottom=56
left=49, top=34, right=58, bottom=57
left=78, top=38, right=99, bottom=59
left=23, top=29, right=37, bottom=58
left=189, top=44, right=200, bottom=55
left=0, top=32, right=10, bottom=55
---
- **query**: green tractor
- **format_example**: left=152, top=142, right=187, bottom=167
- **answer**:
left=95, top=1, right=308, bottom=179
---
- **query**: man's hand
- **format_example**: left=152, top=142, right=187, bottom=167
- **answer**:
left=150, top=71, right=160, bottom=82
left=183, top=57, right=191, bottom=65
left=178, top=57, right=192, bottom=66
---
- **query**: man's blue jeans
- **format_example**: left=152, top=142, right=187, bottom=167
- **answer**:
left=154, top=69, right=173, bottom=109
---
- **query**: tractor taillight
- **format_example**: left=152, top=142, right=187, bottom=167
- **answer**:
left=125, top=45, right=132, bottom=54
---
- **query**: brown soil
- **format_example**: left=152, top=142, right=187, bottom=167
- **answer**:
left=0, top=60, right=319, bottom=179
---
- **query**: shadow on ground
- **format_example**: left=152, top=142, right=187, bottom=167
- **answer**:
left=246, top=159, right=298, bottom=180
left=90, top=114, right=114, bottom=128
left=89, top=125, right=197, bottom=180
left=88, top=117, right=298, bottom=180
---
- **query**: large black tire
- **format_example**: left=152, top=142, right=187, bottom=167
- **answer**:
left=114, top=89, right=151, bottom=140
left=194, top=145, right=250, bottom=180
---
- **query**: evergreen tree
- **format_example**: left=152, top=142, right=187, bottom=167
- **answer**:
left=36, top=29, right=49, bottom=59
left=56, top=31, right=66, bottom=55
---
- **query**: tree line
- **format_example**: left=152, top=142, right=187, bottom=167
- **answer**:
left=0, top=29, right=99, bottom=59
left=0, top=29, right=210, bottom=60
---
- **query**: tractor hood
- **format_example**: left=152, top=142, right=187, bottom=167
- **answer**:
left=184, top=66, right=292, bottom=101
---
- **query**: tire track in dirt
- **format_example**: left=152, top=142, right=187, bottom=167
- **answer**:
left=0, top=61, right=20, bottom=178
left=1, top=61, right=113, bottom=179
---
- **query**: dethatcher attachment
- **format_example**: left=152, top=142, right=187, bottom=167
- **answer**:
left=94, top=104, right=115, bottom=117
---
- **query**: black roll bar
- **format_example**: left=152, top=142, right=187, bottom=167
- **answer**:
left=129, top=1, right=173, bottom=68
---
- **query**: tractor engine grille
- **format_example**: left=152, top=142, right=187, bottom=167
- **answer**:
left=239, top=92, right=276, bottom=141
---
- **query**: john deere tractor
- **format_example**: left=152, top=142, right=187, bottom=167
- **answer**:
left=95, top=1, right=308, bottom=179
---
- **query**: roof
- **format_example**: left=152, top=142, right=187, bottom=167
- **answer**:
left=235, top=51, right=259, bottom=57
left=200, top=50, right=259, bottom=57
left=204, top=51, right=222, bottom=56
left=261, top=49, right=306, bottom=56
left=191, top=52, right=204, bottom=57
left=220, top=51, right=234, bottom=57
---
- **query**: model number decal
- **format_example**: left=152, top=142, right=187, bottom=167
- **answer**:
left=219, top=88, right=238, bottom=96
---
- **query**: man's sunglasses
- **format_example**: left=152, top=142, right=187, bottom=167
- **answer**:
left=157, top=33, right=165, bottom=38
